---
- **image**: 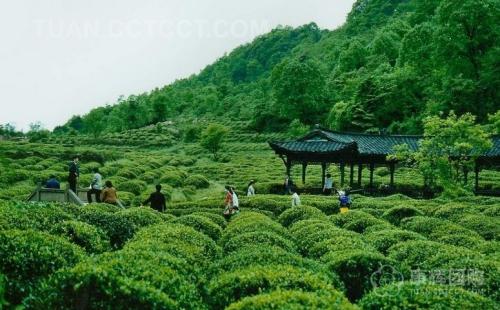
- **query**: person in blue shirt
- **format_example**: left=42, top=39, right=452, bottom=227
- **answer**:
left=45, top=175, right=60, bottom=189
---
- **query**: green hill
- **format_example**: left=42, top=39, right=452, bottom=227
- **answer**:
left=55, top=0, right=498, bottom=136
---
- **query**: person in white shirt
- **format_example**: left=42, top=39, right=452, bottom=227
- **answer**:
left=323, top=173, right=334, bottom=195
left=87, top=168, right=103, bottom=203
left=291, top=189, right=301, bottom=207
left=231, top=187, right=239, bottom=210
left=247, top=180, right=256, bottom=196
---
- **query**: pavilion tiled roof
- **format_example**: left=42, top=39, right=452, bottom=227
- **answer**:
left=270, top=128, right=500, bottom=159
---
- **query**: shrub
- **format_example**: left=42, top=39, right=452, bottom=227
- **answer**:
left=364, top=229, right=426, bottom=254
left=184, top=174, right=210, bottom=189
left=382, top=206, right=424, bottom=226
left=118, top=180, right=147, bottom=195
left=50, top=220, right=110, bottom=253
left=26, top=250, right=203, bottom=310
left=160, top=171, right=184, bottom=187
left=173, top=214, right=223, bottom=240
left=457, top=215, right=499, bottom=241
left=277, top=206, right=326, bottom=227
left=223, top=231, right=296, bottom=254
left=206, top=265, right=340, bottom=309
left=117, top=207, right=166, bottom=228
left=116, top=167, right=142, bottom=179
left=401, top=216, right=481, bottom=240
left=139, top=171, right=161, bottom=183
left=322, top=250, right=399, bottom=301
left=129, top=224, right=220, bottom=265
left=309, top=235, right=370, bottom=258
left=359, top=282, right=496, bottom=310
left=436, top=234, right=486, bottom=249
left=78, top=206, right=135, bottom=249
left=226, top=290, right=356, bottom=310
left=387, top=240, right=480, bottom=272
left=0, top=201, right=74, bottom=231
left=330, top=210, right=381, bottom=228
left=0, top=230, right=84, bottom=305
left=191, top=212, right=227, bottom=228
left=206, top=245, right=328, bottom=278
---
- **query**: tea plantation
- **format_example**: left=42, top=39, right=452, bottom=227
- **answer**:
left=0, top=123, right=499, bottom=309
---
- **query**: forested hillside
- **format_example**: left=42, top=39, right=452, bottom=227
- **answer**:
left=56, top=0, right=499, bottom=135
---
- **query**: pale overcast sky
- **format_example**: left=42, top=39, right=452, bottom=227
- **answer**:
left=0, top=0, right=355, bottom=131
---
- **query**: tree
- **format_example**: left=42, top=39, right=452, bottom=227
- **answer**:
left=200, top=124, right=229, bottom=160
left=83, top=108, right=107, bottom=139
left=391, top=112, right=492, bottom=196
left=271, top=56, right=326, bottom=124
left=27, top=122, right=50, bottom=142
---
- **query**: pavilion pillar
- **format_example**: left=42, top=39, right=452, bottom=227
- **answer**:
left=463, top=166, right=469, bottom=185
left=474, top=163, right=480, bottom=191
left=357, top=163, right=363, bottom=187
left=285, top=158, right=292, bottom=177
left=349, top=163, right=354, bottom=187
left=321, top=162, right=326, bottom=189
left=340, top=162, right=345, bottom=187
left=302, top=162, right=307, bottom=184
left=369, top=163, right=375, bottom=188
left=389, top=162, right=395, bottom=187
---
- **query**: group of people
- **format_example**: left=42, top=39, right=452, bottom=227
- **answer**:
left=43, top=156, right=167, bottom=212
left=283, top=173, right=351, bottom=208
left=43, top=156, right=351, bottom=214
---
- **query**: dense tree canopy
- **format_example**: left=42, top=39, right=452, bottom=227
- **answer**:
left=55, top=0, right=499, bottom=135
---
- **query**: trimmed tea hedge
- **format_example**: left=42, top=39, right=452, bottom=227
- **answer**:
left=0, top=229, right=84, bottom=305
left=226, top=290, right=357, bottom=310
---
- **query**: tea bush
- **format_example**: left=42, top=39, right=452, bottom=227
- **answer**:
left=191, top=211, right=227, bottom=228
left=0, top=229, right=84, bottom=305
left=359, top=282, right=497, bottom=310
left=78, top=206, right=135, bottom=249
left=223, top=231, right=296, bottom=254
left=118, top=180, right=147, bottom=195
left=206, top=265, right=341, bottom=309
left=185, top=174, right=210, bottom=188
left=364, top=229, right=426, bottom=254
left=457, top=215, right=499, bottom=241
left=277, top=205, right=326, bottom=227
left=173, top=214, right=223, bottom=240
left=26, top=250, right=204, bottom=310
left=50, top=220, right=110, bottom=253
left=322, top=250, right=399, bottom=301
left=0, top=201, right=74, bottom=231
left=206, top=245, right=328, bottom=277
left=382, top=206, right=424, bottom=226
left=226, top=290, right=357, bottom=310
left=309, top=235, right=371, bottom=258
left=129, top=224, right=220, bottom=264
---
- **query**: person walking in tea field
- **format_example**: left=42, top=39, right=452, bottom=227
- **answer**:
left=68, top=156, right=79, bottom=193
left=45, top=175, right=60, bottom=189
left=323, top=173, right=334, bottom=195
left=142, top=184, right=167, bottom=212
left=101, top=180, right=118, bottom=205
left=291, top=188, right=301, bottom=207
left=231, top=187, right=239, bottom=211
left=247, top=180, right=256, bottom=196
left=223, top=186, right=239, bottom=219
left=87, top=168, right=103, bottom=203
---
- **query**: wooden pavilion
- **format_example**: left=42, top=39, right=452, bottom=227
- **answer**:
left=269, top=126, right=500, bottom=192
